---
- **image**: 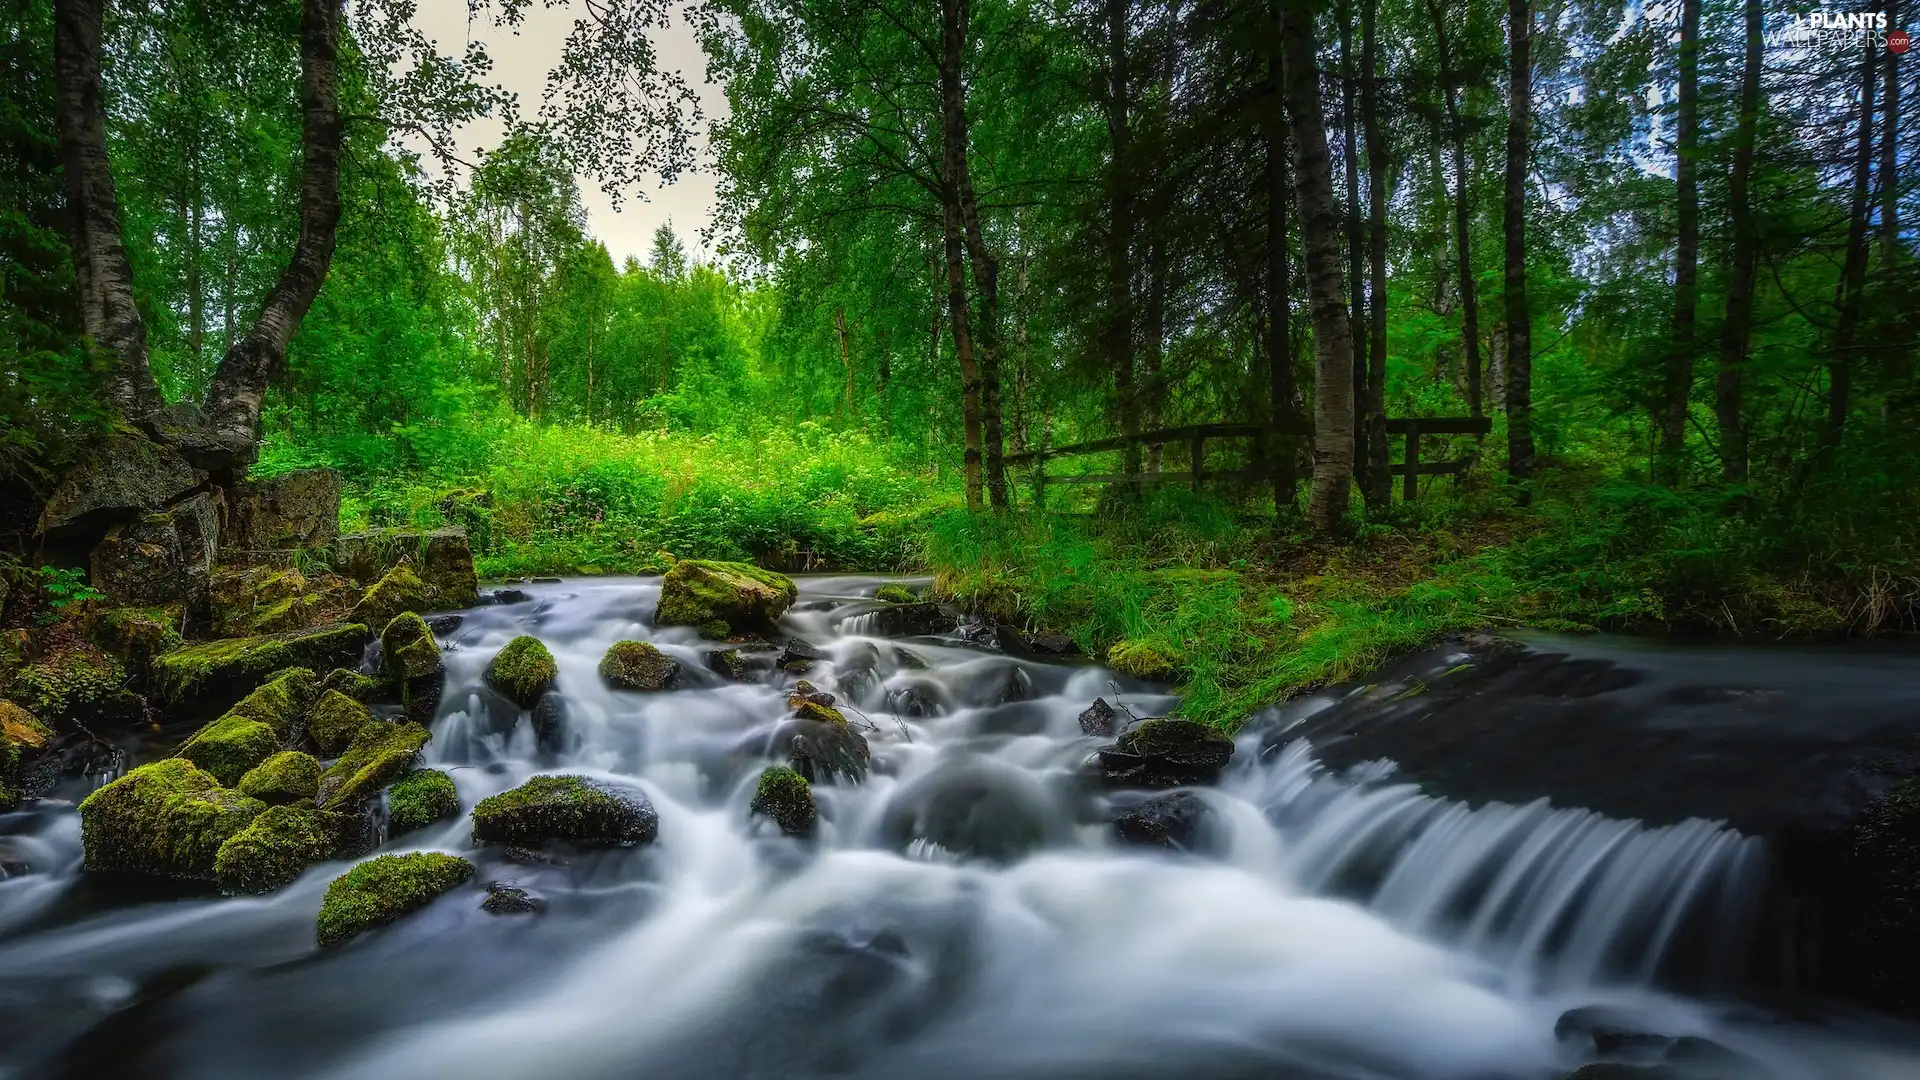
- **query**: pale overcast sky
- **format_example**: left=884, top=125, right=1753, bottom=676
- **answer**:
left=408, top=1, right=726, bottom=265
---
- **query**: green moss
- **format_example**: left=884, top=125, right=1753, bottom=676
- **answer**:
left=599, top=640, right=678, bottom=691
left=380, top=612, right=440, bottom=681
left=316, top=719, right=432, bottom=810
left=236, top=750, right=322, bottom=804
left=793, top=700, right=848, bottom=726
left=387, top=768, right=458, bottom=836
left=316, top=852, right=474, bottom=947
left=0, top=700, right=51, bottom=783
left=484, top=636, right=557, bottom=708
left=470, top=774, right=658, bottom=847
left=1115, top=718, right=1235, bottom=764
left=224, top=667, right=318, bottom=738
left=1105, top=639, right=1181, bottom=681
left=307, top=689, right=375, bottom=755
left=176, top=714, right=280, bottom=787
left=213, top=804, right=354, bottom=894
left=319, top=667, right=386, bottom=704
left=654, top=560, right=798, bottom=640
left=154, top=623, right=369, bottom=712
left=874, top=584, right=917, bottom=605
left=351, top=561, right=431, bottom=628
left=78, top=759, right=266, bottom=880
left=93, top=605, right=183, bottom=665
left=750, top=765, right=815, bottom=836
left=9, top=641, right=133, bottom=724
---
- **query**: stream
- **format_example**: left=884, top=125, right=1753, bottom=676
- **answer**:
left=3, top=574, right=1919, bottom=1079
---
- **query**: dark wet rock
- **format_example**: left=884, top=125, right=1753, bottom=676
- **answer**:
left=706, top=648, right=755, bottom=681
left=530, top=576, right=562, bottom=584
left=471, top=774, right=658, bottom=847
left=79, top=759, right=264, bottom=881
left=89, top=491, right=218, bottom=608
left=485, top=588, right=534, bottom=605
left=224, top=469, right=341, bottom=552
left=783, top=711, right=871, bottom=786
left=777, top=638, right=824, bottom=673
left=484, top=636, right=557, bottom=709
left=334, top=526, right=479, bottom=610
left=994, top=666, right=1034, bottom=705
left=786, top=680, right=836, bottom=709
left=886, top=682, right=944, bottom=718
left=36, top=433, right=198, bottom=542
left=1112, top=791, right=1216, bottom=851
left=381, top=612, right=444, bottom=725
left=426, top=614, right=462, bottom=637
left=481, top=881, right=545, bottom=915
left=600, top=640, right=679, bottom=691
left=751, top=764, right=816, bottom=836
left=316, top=719, right=432, bottom=810
left=654, top=559, right=797, bottom=640
left=891, top=647, right=929, bottom=671
left=835, top=642, right=882, bottom=702
left=1559, top=1067, right=1686, bottom=1080
left=880, top=756, right=1063, bottom=863
left=1094, top=719, right=1235, bottom=787
left=387, top=768, right=459, bottom=836
left=1553, top=1007, right=1677, bottom=1057
left=153, top=622, right=369, bottom=717
left=1079, top=698, right=1119, bottom=736
left=530, top=691, right=569, bottom=754
left=862, top=602, right=957, bottom=638
left=501, top=846, right=567, bottom=867
left=1023, top=630, right=1077, bottom=656
left=316, top=852, right=474, bottom=947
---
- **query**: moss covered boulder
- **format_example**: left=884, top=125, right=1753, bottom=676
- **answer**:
left=318, top=667, right=386, bottom=704
left=1096, top=718, right=1236, bottom=788
left=177, top=715, right=280, bottom=787
left=470, top=774, right=658, bottom=848
left=706, top=648, right=754, bottom=682
left=154, top=622, right=369, bottom=716
left=237, top=750, right=322, bottom=804
left=380, top=612, right=443, bottom=723
left=1105, top=639, right=1180, bottom=681
left=308, top=689, right=375, bottom=756
left=225, top=667, right=318, bottom=739
left=1, top=701, right=52, bottom=810
left=225, top=468, right=342, bottom=552
left=654, top=560, right=797, bottom=640
left=78, top=759, right=266, bottom=880
left=599, top=640, right=678, bottom=691
left=780, top=704, right=870, bottom=786
left=316, top=719, right=432, bottom=810
left=387, top=768, right=459, bottom=836
left=9, top=640, right=136, bottom=726
left=484, top=636, right=557, bottom=709
left=316, top=852, right=474, bottom=947
left=751, top=765, right=816, bottom=837
left=874, top=584, right=918, bottom=605
left=213, top=804, right=356, bottom=894
left=335, top=527, right=479, bottom=610
left=90, top=491, right=218, bottom=608
left=92, top=605, right=184, bottom=671
left=351, top=560, right=431, bottom=629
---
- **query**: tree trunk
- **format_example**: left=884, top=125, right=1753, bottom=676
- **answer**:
left=941, top=0, right=1007, bottom=508
left=1361, top=0, right=1389, bottom=507
left=1282, top=0, right=1356, bottom=533
left=1106, top=0, right=1140, bottom=481
left=1339, top=8, right=1368, bottom=496
left=1657, top=0, right=1700, bottom=485
left=1266, top=19, right=1299, bottom=515
left=1715, top=0, right=1761, bottom=484
left=1426, top=0, right=1481, bottom=419
left=1504, top=0, right=1535, bottom=489
left=1881, top=0, right=1901, bottom=270
left=202, top=0, right=344, bottom=468
left=942, top=192, right=985, bottom=511
left=1827, top=34, right=1880, bottom=447
left=1145, top=236, right=1166, bottom=473
left=836, top=306, right=854, bottom=415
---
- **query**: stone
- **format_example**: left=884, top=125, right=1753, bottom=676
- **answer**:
left=316, top=852, right=474, bottom=947
left=350, top=560, right=431, bottom=629
left=317, top=666, right=387, bottom=704
left=380, top=612, right=443, bottom=724
left=782, top=708, right=870, bottom=786
left=153, top=623, right=369, bottom=716
left=37, top=433, right=198, bottom=541
left=236, top=750, right=322, bottom=804
left=92, top=605, right=183, bottom=671
left=1079, top=697, right=1119, bottom=736
left=653, top=559, right=797, bottom=639
left=334, top=527, right=479, bottom=610
left=470, top=774, right=658, bottom=847
left=176, top=714, right=280, bottom=787
left=213, top=803, right=357, bottom=894
left=224, top=469, right=341, bottom=551
left=861, top=602, right=957, bottom=638
left=78, top=759, right=265, bottom=881
left=1106, top=639, right=1179, bottom=681
left=0, top=701, right=51, bottom=809
left=204, top=564, right=349, bottom=638
left=484, top=636, right=557, bottom=709
left=89, top=491, right=218, bottom=608
left=1095, top=718, right=1236, bottom=787
left=387, top=768, right=458, bottom=836
left=481, top=881, right=545, bottom=915
left=706, top=648, right=754, bottom=682
left=751, top=765, right=816, bottom=836
left=7, top=640, right=136, bottom=726
left=599, top=640, right=678, bottom=691
left=777, top=638, right=824, bottom=673
left=1113, top=791, right=1216, bottom=851
left=308, top=689, right=375, bottom=755
left=485, top=588, right=533, bottom=605
left=530, top=692, right=569, bottom=754
left=315, top=719, right=432, bottom=810
left=873, top=584, right=917, bottom=604
left=786, top=680, right=835, bottom=709
left=224, top=667, right=319, bottom=739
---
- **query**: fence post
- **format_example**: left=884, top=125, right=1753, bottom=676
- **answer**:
left=1190, top=432, right=1205, bottom=491
left=1402, top=422, right=1421, bottom=502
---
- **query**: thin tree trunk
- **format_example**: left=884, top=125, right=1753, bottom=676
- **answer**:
left=1282, top=0, right=1356, bottom=533
left=1426, top=0, right=1481, bottom=418
left=1827, top=34, right=1880, bottom=447
left=1881, top=0, right=1901, bottom=270
left=941, top=0, right=1007, bottom=508
left=1658, top=0, right=1701, bottom=485
left=1362, top=0, right=1389, bottom=507
left=1266, top=19, right=1299, bottom=515
left=1715, top=0, right=1761, bottom=484
left=1504, top=0, right=1535, bottom=489
left=1339, top=8, right=1368, bottom=494
left=836, top=306, right=854, bottom=415
left=1106, top=0, right=1139, bottom=481
left=184, top=144, right=206, bottom=389
left=1145, top=236, right=1166, bottom=473
left=943, top=192, right=984, bottom=511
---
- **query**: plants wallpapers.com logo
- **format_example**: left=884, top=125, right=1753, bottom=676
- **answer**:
left=1767, top=9, right=1908, bottom=52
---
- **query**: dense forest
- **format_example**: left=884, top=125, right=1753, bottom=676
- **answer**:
left=2, top=0, right=1917, bottom=719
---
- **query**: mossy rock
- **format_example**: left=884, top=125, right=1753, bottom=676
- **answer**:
left=308, top=689, right=375, bottom=756
left=213, top=804, right=357, bottom=895
left=318, top=666, right=387, bottom=704
left=387, top=768, right=459, bottom=836
left=334, top=527, right=479, bottom=610
left=654, top=560, right=797, bottom=640
left=782, top=713, right=870, bottom=786
left=225, top=667, right=319, bottom=739
left=470, top=774, right=658, bottom=848
left=751, top=765, right=816, bottom=837
left=484, top=636, right=557, bottom=709
left=0, top=700, right=51, bottom=782
left=154, top=623, right=369, bottom=715
left=706, top=648, right=754, bottom=682
left=381, top=612, right=443, bottom=724
left=316, top=719, right=432, bottom=811
left=874, top=584, right=917, bottom=605
left=1102, top=718, right=1236, bottom=787
left=78, top=759, right=266, bottom=880
left=92, top=606, right=183, bottom=669
left=316, top=852, right=474, bottom=947
left=1105, top=639, right=1181, bottom=681
left=8, top=641, right=135, bottom=726
left=236, top=750, right=322, bottom=804
left=793, top=699, right=848, bottom=726
left=350, top=560, right=431, bottom=629
left=599, top=640, right=678, bottom=692
left=177, top=714, right=280, bottom=787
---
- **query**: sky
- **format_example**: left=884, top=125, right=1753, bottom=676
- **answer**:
left=409, top=1, right=726, bottom=265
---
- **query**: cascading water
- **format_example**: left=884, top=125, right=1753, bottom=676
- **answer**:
left=1, top=575, right=1918, bottom=1080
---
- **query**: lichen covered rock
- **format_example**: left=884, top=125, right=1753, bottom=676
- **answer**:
left=236, top=750, right=322, bottom=804
left=387, top=768, right=459, bottom=836
left=334, top=527, right=478, bottom=610
left=92, top=605, right=183, bottom=670
left=89, top=491, right=218, bottom=608
left=381, top=612, right=443, bottom=723
left=36, top=432, right=197, bottom=540
left=1105, top=639, right=1180, bottom=681
left=599, top=640, right=678, bottom=691
left=176, top=715, right=280, bottom=787
left=751, top=765, right=816, bottom=836
left=316, top=719, right=432, bottom=810
left=316, top=852, right=474, bottom=947
left=351, top=561, right=431, bottom=629
left=484, top=636, right=557, bottom=709
left=654, top=560, right=797, bottom=640
left=213, top=803, right=354, bottom=894
left=78, top=759, right=265, bottom=880
left=224, top=469, right=342, bottom=552
left=470, top=774, right=658, bottom=848
left=307, top=689, right=375, bottom=755
left=154, top=623, right=369, bottom=715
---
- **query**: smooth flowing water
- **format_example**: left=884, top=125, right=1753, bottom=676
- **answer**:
left=2, top=575, right=1918, bottom=1079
